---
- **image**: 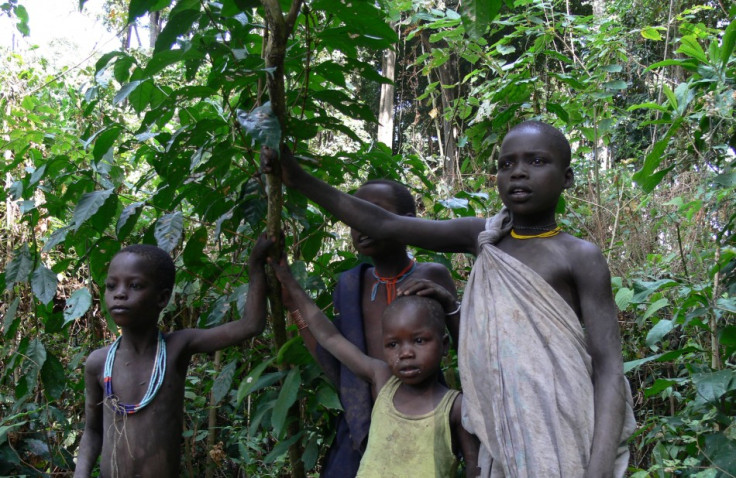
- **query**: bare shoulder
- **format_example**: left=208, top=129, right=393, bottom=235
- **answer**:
left=414, top=261, right=453, bottom=280
left=85, top=346, right=108, bottom=372
left=559, top=234, right=609, bottom=276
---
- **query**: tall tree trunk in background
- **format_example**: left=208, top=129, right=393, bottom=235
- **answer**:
left=149, top=11, right=161, bottom=48
left=259, top=1, right=305, bottom=476
left=419, top=30, right=459, bottom=185
left=377, top=23, right=397, bottom=150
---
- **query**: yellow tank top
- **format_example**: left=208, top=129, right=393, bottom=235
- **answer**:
left=357, top=376, right=460, bottom=477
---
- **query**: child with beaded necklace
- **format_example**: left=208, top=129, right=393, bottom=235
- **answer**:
left=74, top=235, right=272, bottom=477
left=262, top=120, right=635, bottom=477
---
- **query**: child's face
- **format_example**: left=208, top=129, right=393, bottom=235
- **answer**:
left=104, top=253, right=170, bottom=331
left=381, top=304, right=447, bottom=386
left=496, top=126, right=573, bottom=217
left=351, top=183, right=403, bottom=257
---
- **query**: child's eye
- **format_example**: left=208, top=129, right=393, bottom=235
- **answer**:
left=385, top=342, right=397, bottom=349
left=105, top=282, right=114, bottom=289
left=498, top=160, right=511, bottom=170
left=531, top=157, right=545, bottom=165
left=415, top=337, right=425, bottom=344
left=130, top=282, right=141, bottom=289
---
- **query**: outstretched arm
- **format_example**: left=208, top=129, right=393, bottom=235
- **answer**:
left=270, top=256, right=391, bottom=389
left=261, top=146, right=486, bottom=255
left=576, top=244, right=626, bottom=478
left=184, top=233, right=273, bottom=354
left=74, top=351, right=105, bottom=477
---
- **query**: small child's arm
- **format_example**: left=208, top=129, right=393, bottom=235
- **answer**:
left=451, top=394, right=480, bottom=477
left=575, top=244, right=626, bottom=478
left=260, top=146, right=485, bottom=254
left=74, top=351, right=105, bottom=477
left=184, top=233, right=273, bottom=354
left=270, top=256, right=391, bottom=389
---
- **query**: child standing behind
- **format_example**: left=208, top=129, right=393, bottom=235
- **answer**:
left=297, top=179, right=459, bottom=477
left=271, top=255, right=479, bottom=477
left=262, top=120, right=635, bottom=477
left=74, top=234, right=273, bottom=478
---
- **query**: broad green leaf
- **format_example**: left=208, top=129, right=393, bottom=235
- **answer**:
left=212, top=360, right=237, bottom=405
left=644, top=379, right=677, bottom=397
left=5, top=245, right=33, bottom=289
left=2, top=297, right=20, bottom=336
left=63, top=288, right=92, bottom=326
left=25, top=338, right=47, bottom=374
left=40, top=353, right=66, bottom=400
left=615, top=287, right=634, bottom=311
left=677, top=35, right=708, bottom=64
left=154, top=211, right=183, bottom=253
left=31, top=265, right=57, bottom=305
left=624, top=354, right=663, bottom=373
left=92, top=127, right=122, bottom=162
left=546, top=102, right=569, bottom=123
left=116, top=202, right=145, bottom=240
left=182, top=227, right=208, bottom=268
left=703, top=433, right=736, bottom=475
left=236, top=357, right=275, bottom=405
left=633, top=119, right=682, bottom=191
left=114, top=81, right=143, bottom=105
left=643, top=298, right=669, bottom=321
left=720, top=19, right=736, bottom=69
left=602, top=80, right=627, bottom=91
left=316, top=385, right=342, bottom=410
left=692, top=369, right=736, bottom=403
left=154, top=9, right=201, bottom=53
left=72, top=189, right=114, bottom=231
left=271, top=367, right=301, bottom=437
left=236, top=102, right=282, bottom=150
left=641, top=27, right=663, bottom=41
left=645, top=318, right=674, bottom=347
left=42, top=227, right=70, bottom=252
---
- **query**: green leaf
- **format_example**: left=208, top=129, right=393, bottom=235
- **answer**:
left=615, top=287, right=633, bottom=311
left=641, top=27, right=663, bottom=41
left=183, top=227, right=208, bottom=268
left=117, top=202, right=145, bottom=240
left=236, top=357, right=275, bottom=405
left=42, top=227, right=70, bottom=253
left=546, top=102, right=569, bottom=123
left=462, top=0, right=503, bottom=39
left=72, top=189, right=114, bottom=231
left=720, top=19, right=736, bottom=69
left=624, top=353, right=663, bottom=373
left=212, top=360, right=237, bottom=405
left=154, top=9, right=201, bottom=53
left=264, top=431, right=303, bottom=464
left=40, top=353, right=66, bottom=400
left=316, top=384, right=342, bottom=410
left=63, top=288, right=92, bottom=326
left=271, top=367, right=301, bottom=437
left=236, top=102, right=282, bottom=150
left=154, top=211, right=183, bottom=253
left=602, top=80, right=627, bottom=91
left=643, top=298, right=669, bottom=321
left=25, top=338, right=47, bottom=376
left=703, top=433, right=736, bottom=474
left=677, top=35, right=708, bottom=64
left=114, top=80, right=143, bottom=105
left=646, top=318, right=674, bottom=347
left=2, top=297, right=20, bottom=336
left=32, top=265, right=57, bottom=305
left=692, top=369, right=736, bottom=403
left=5, top=245, right=33, bottom=289
left=92, top=127, right=122, bottom=162
left=644, top=379, right=677, bottom=397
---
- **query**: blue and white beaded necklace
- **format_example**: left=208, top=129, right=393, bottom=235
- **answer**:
left=103, top=331, right=166, bottom=415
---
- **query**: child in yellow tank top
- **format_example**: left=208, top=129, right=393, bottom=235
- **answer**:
left=270, top=256, right=479, bottom=477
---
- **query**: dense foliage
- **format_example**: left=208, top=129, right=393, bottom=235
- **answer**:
left=0, top=0, right=734, bottom=476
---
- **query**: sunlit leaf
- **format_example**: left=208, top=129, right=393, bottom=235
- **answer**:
left=63, top=288, right=92, bottom=326
left=72, top=189, right=114, bottom=231
left=154, top=211, right=183, bottom=253
left=236, top=102, right=282, bottom=150
left=31, top=265, right=57, bottom=305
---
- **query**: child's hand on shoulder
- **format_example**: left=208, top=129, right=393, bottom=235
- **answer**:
left=397, top=278, right=457, bottom=314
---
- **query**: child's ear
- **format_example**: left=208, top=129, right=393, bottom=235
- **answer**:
left=563, top=167, right=574, bottom=189
left=442, top=333, right=450, bottom=356
left=157, top=288, right=172, bottom=308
